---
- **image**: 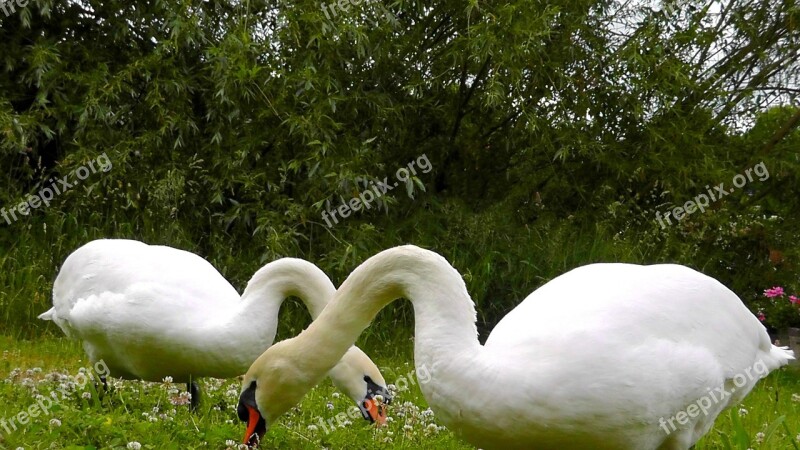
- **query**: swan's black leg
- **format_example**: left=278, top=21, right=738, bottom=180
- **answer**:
left=188, top=379, right=201, bottom=411
left=93, top=375, right=110, bottom=404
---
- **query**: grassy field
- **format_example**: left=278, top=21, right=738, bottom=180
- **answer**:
left=0, top=336, right=799, bottom=450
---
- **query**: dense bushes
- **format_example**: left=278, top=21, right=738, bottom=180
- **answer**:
left=1, top=0, right=798, bottom=338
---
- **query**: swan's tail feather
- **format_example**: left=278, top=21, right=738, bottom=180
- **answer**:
left=38, top=307, right=77, bottom=338
left=38, top=308, right=55, bottom=320
left=765, top=345, right=795, bottom=370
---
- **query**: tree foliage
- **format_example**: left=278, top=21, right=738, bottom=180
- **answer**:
left=1, top=0, right=798, bottom=336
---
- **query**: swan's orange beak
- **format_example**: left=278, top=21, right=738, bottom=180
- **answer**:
left=363, top=398, right=388, bottom=425
left=243, top=405, right=264, bottom=445
left=237, top=381, right=266, bottom=447
left=360, top=376, right=391, bottom=425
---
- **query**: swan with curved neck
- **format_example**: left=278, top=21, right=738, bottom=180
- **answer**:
left=239, top=245, right=794, bottom=449
left=39, top=239, right=390, bottom=420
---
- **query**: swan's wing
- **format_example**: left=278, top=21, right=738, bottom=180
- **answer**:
left=43, top=239, right=252, bottom=381
left=149, top=243, right=242, bottom=302
left=67, top=281, right=227, bottom=376
left=483, top=263, right=785, bottom=442
left=64, top=291, right=128, bottom=339
left=488, top=263, right=773, bottom=373
left=68, top=279, right=227, bottom=336
left=49, top=239, right=240, bottom=322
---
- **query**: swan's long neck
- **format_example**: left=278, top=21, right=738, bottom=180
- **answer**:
left=225, top=259, right=335, bottom=367
left=295, top=246, right=481, bottom=380
left=238, top=259, right=334, bottom=319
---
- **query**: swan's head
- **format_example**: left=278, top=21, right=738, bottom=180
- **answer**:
left=327, top=346, right=392, bottom=424
left=236, top=340, right=304, bottom=447
left=236, top=341, right=391, bottom=446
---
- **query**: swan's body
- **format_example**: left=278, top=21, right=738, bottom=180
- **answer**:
left=39, top=239, right=389, bottom=417
left=240, top=245, right=794, bottom=449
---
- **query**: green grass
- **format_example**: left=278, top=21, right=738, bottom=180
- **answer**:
left=0, top=336, right=798, bottom=450
left=0, top=336, right=470, bottom=450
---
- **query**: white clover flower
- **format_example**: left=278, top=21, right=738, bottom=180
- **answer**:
left=225, top=440, right=237, bottom=447
left=127, top=442, right=142, bottom=450
left=82, top=391, right=92, bottom=399
left=162, top=376, right=173, bottom=383
left=738, top=408, right=749, bottom=416
left=755, top=432, right=765, bottom=443
left=307, top=424, right=318, bottom=432
left=331, top=392, right=340, bottom=399
left=49, top=418, right=62, bottom=427
left=170, top=391, right=192, bottom=406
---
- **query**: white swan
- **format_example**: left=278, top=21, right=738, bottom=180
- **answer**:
left=237, top=245, right=794, bottom=449
left=38, top=239, right=390, bottom=421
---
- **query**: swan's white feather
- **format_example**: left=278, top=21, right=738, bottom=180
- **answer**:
left=243, top=246, right=794, bottom=450
left=443, top=262, right=794, bottom=448
left=41, top=239, right=388, bottom=407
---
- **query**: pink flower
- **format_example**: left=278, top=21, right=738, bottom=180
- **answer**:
left=790, top=295, right=799, bottom=305
left=764, top=286, right=785, bottom=298
left=757, top=312, right=766, bottom=322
